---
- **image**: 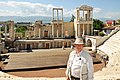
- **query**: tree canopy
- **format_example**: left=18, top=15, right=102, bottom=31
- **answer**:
left=16, top=26, right=27, bottom=33
left=93, top=19, right=104, bottom=31
left=117, top=19, right=120, bottom=25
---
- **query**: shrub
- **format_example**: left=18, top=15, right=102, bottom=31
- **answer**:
left=99, top=31, right=105, bottom=36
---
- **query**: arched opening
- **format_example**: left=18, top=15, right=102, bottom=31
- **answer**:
left=44, top=30, right=48, bottom=37
left=87, top=39, right=92, bottom=47
left=64, top=31, right=70, bottom=38
left=45, top=43, right=49, bottom=49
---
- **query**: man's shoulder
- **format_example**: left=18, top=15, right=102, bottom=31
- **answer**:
left=81, top=50, right=89, bottom=55
left=81, top=50, right=92, bottom=60
left=69, top=50, right=76, bottom=56
left=70, top=50, right=76, bottom=54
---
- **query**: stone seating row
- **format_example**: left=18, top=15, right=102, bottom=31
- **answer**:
left=94, top=31, right=120, bottom=80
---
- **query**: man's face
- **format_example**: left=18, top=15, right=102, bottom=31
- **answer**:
left=74, top=44, right=83, bottom=51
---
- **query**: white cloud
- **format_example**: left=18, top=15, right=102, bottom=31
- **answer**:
left=63, top=9, right=75, bottom=17
left=93, top=8, right=102, bottom=13
left=0, top=10, right=23, bottom=16
left=104, top=12, right=120, bottom=19
left=92, top=7, right=120, bottom=20
left=94, top=11, right=120, bottom=20
left=3, top=1, right=119, bottom=20
left=0, top=1, right=70, bottom=17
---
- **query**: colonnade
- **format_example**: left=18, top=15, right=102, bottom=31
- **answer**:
left=52, top=8, right=64, bottom=38
left=74, top=5, right=93, bottom=38
left=15, top=39, right=73, bottom=50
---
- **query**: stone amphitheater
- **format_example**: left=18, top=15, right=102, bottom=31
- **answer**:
left=94, top=30, right=120, bottom=80
left=1, top=30, right=120, bottom=80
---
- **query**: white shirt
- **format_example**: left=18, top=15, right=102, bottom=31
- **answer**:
left=66, top=50, right=94, bottom=80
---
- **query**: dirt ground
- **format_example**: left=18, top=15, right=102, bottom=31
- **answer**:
left=2, top=48, right=105, bottom=78
left=7, top=60, right=105, bottom=78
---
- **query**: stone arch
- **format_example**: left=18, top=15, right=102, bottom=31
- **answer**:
left=44, top=30, right=48, bottom=37
left=87, top=39, right=92, bottom=47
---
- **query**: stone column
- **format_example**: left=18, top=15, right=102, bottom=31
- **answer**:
left=57, top=24, right=59, bottom=38
left=52, top=9, right=54, bottom=38
left=52, top=8, right=54, bottom=22
left=62, top=23, right=64, bottom=38
left=5, top=24, right=7, bottom=41
left=78, top=24, right=81, bottom=37
left=67, top=41, right=69, bottom=47
left=76, top=8, right=80, bottom=38
left=0, top=25, right=1, bottom=42
left=62, top=9, right=63, bottom=21
left=57, top=9, right=59, bottom=20
left=83, top=10, right=85, bottom=36
left=16, top=43, right=19, bottom=51
left=62, top=9, right=64, bottom=38
left=88, top=10, right=90, bottom=20
left=39, top=27, right=41, bottom=38
left=8, top=21, right=15, bottom=41
left=62, top=41, right=65, bottom=49
left=91, top=24, right=93, bottom=35
left=87, top=10, right=90, bottom=35
left=52, top=24, right=54, bottom=38
left=52, top=41, right=54, bottom=48
left=36, top=43, right=39, bottom=49
left=92, top=39, right=96, bottom=52
left=76, top=9, right=79, bottom=20
left=25, top=43, right=27, bottom=50
left=34, top=26, right=36, bottom=37
left=91, top=10, right=93, bottom=35
left=87, top=24, right=89, bottom=35
left=18, top=43, right=20, bottom=50
left=38, top=42, right=41, bottom=49
left=59, top=41, right=61, bottom=48
left=57, top=10, right=59, bottom=38
left=21, top=44, right=23, bottom=50
left=14, top=27, right=16, bottom=40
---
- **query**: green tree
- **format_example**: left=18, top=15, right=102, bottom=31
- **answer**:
left=93, top=19, right=104, bottom=31
left=117, top=20, right=120, bottom=25
left=1, top=25, right=9, bottom=31
left=16, top=26, right=27, bottom=34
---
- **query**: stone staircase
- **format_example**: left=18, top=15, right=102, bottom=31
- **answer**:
left=94, top=30, right=120, bottom=80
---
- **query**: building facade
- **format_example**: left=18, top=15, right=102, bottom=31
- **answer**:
left=51, top=8, right=64, bottom=38
left=74, top=5, right=93, bottom=38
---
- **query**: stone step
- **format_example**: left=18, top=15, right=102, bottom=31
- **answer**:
left=95, top=31, right=120, bottom=79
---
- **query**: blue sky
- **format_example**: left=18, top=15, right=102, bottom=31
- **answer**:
left=0, top=0, right=120, bottom=20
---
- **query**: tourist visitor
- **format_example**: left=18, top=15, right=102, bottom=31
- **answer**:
left=66, top=38, right=94, bottom=80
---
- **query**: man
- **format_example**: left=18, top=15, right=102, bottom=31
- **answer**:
left=66, top=38, right=94, bottom=80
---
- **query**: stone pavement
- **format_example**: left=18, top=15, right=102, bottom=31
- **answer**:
left=0, top=48, right=70, bottom=80
left=3, top=48, right=73, bottom=71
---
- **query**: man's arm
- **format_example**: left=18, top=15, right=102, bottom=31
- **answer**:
left=66, top=51, right=74, bottom=79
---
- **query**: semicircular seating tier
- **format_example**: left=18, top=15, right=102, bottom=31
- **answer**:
left=94, top=30, right=120, bottom=80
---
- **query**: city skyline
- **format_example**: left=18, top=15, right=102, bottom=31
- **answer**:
left=0, top=0, right=120, bottom=20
